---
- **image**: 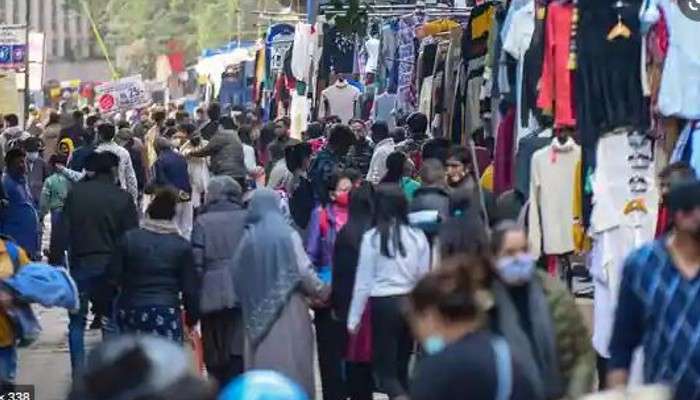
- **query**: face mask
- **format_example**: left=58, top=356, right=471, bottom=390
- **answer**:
left=27, top=152, right=40, bottom=161
left=496, top=253, right=536, bottom=285
left=422, top=335, right=446, bottom=355
left=334, top=191, right=350, bottom=207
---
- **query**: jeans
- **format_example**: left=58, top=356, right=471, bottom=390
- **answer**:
left=0, top=346, right=17, bottom=384
left=68, top=274, right=118, bottom=378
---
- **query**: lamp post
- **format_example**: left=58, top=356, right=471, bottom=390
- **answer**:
left=23, top=0, right=30, bottom=126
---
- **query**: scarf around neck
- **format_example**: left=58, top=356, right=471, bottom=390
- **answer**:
left=141, top=218, right=181, bottom=236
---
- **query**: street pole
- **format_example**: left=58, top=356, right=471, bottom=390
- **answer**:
left=23, top=0, right=30, bottom=127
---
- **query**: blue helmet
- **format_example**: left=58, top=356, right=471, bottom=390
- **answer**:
left=219, top=370, right=309, bottom=400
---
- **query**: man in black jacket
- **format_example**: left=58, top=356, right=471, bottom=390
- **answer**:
left=59, top=151, right=139, bottom=378
left=200, top=103, right=221, bottom=141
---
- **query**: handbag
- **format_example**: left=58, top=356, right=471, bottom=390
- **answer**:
left=182, top=312, right=205, bottom=375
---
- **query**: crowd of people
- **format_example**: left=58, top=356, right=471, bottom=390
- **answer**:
left=0, top=100, right=698, bottom=399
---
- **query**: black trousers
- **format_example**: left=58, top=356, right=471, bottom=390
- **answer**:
left=346, top=362, right=374, bottom=400
left=315, top=308, right=347, bottom=400
left=209, top=356, right=244, bottom=390
left=370, top=295, right=413, bottom=399
left=597, top=355, right=608, bottom=391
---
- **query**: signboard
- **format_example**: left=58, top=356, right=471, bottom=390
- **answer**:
left=0, top=71, right=20, bottom=115
left=0, top=25, right=26, bottom=70
left=95, top=75, right=150, bottom=113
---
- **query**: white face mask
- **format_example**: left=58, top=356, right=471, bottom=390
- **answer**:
left=27, top=152, right=40, bottom=161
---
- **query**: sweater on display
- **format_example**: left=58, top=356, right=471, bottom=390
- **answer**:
left=321, top=81, right=360, bottom=124
left=528, top=137, right=580, bottom=257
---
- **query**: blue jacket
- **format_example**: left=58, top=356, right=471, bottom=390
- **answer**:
left=154, top=149, right=192, bottom=194
left=4, top=263, right=79, bottom=310
left=0, top=174, right=39, bottom=258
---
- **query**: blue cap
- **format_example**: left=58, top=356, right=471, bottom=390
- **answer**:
left=218, top=370, right=309, bottom=400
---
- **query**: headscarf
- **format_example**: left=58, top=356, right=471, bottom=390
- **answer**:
left=232, top=188, right=302, bottom=346
left=59, top=137, right=74, bottom=156
left=205, top=175, right=242, bottom=205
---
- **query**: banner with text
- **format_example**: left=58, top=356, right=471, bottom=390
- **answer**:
left=95, top=75, right=150, bottom=113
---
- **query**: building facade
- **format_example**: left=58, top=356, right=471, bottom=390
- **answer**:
left=0, top=0, right=97, bottom=61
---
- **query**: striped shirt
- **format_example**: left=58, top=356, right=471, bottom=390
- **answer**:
left=610, top=239, right=700, bottom=399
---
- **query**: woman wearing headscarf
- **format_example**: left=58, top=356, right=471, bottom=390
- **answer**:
left=233, top=188, right=328, bottom=397
left=192, top=176, right=247, bottom=388
left=58, top=137, right=75, bottom=159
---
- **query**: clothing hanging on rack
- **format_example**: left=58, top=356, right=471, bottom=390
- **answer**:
left=537, top=1, right=576, bottom=128
left=528, top=136, right=581, bottom=258
left=641, top=0, right=700, bottom=119
left=502, top=0, right=540, bottom=139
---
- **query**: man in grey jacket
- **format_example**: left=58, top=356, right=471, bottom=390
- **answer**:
left=188, top=117, right=247, bottom=188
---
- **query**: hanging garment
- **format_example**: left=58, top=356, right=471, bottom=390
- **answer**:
left=641, top=0, right=700, bottom=119
left=320, top=80, right=360, bottom=124
left=521, top=3, right=547, bottom=128
left=461, top=4, right=496, bottom=136
left=397, top=13, right=428, bottom=111
left=418, top=76, right=434, bottom=118
left=291, top=22, right=316, bottom=82
left=589, top=132, right=658, bottom=361
left=502, top=0, right=540, bottom=139
left=514, top=129, right=552, bottom=199
left=493, top=107, right=516, bottom=195
left=364, top=38, right=380, bottom=74
left=372, top=92, right=398, bottom=129
left=574, top=0, right=647, bottom=157
left=381, top=21, right=399, bottom=89
left=443, top=28, right=463, bottom=138
left=590, top=132, right=658, bottom=235
left=421, top=19, right=461, bottom=37
left=320, top=24, right=356, bottom=78
left=528, top=137, right=581, bottom=258
left=290, top=93, right=309, bottom=141
left=536, top=2, right=576, bottom=127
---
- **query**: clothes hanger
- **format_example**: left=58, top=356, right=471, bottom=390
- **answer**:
left=624, top=198, right=648, bottom=214
left=607, top=0, right=631, bottom=41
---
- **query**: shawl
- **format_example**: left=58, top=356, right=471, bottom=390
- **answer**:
left=232, top=188, right=301, bottom=346
left=491, top=275, right=564, bottom=400
left=141, top=218, right=181, bottom=236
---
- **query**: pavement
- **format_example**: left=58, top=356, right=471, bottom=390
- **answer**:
left=15, top=306, right=100, bottom=400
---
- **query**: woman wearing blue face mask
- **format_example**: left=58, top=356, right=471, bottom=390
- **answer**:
left=408, top=256, right=536, bottom=400
left=489, top=221, right=595, bottom=400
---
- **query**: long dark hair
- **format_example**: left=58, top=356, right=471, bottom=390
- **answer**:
left=439, top=208, right=490, bottom=259
left=381, top=152, right=407, bottom=184
left=375, top=184, right=409, bottom=257
left=336, top=182, right=375, bottom=252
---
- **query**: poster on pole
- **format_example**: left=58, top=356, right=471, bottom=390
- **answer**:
left=0, top=25, right=27, bottom=70
left=95, top=75, right=150, bottom=113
